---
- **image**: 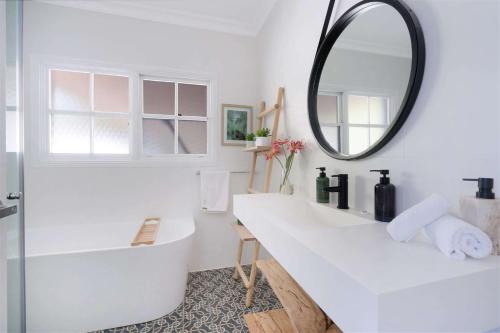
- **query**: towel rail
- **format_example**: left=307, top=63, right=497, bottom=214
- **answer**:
left=196, top=170, right=249, bottom=175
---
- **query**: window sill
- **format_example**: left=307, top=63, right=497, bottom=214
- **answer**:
left=31, top=154, right=216, bottom=168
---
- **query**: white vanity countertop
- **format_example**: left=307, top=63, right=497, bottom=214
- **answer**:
left=234, top=193, right=500, bottom=332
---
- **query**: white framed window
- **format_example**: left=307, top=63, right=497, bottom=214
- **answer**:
left=33, top=56, right=215, bottom=166
left=48, top=69, right=131, bottom=155
left=140, top=77, right=209, bottom=156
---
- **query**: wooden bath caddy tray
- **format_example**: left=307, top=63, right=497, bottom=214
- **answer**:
left=131, top=218, right=161, bottom=246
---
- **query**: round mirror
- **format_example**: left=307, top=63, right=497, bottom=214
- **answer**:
left=308, top=0, right=425, bottom=160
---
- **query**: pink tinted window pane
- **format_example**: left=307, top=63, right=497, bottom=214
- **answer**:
left=51, top=70, right=90, bottom=110
left=143, top=119, right=175, bottom=154
left=143, top=80, right=175, bottom=115
left=178, top=83, right=207, bottom=117
left=178, top=121, right=207, bottom=154
left=317, top=94, right=338, bottom=124
left=94, top=74, right=129, bottom=113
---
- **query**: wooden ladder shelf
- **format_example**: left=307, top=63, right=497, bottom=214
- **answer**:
left=233, top=87, right=284, bottom=307
left=247, top=87, right=284, bottom=194
left=244, top=259, right=342, bottom=333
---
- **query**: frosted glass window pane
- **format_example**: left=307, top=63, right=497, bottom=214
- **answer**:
left=370, top=127, right=386, bottom=144
left=51, top=70, right=90, bottom=111
left=370, top=97, right=388, bottom=125
left=93, top=118, right=129, bottom=154
left=143, top=80, right=174, bottom=115
left=320, top=126, right=340, bottom=151
left=51, top=114, right=90, bottom=153
left=317, top=95, right=338, bottom=124
left=178, top=121, right=207, bottom=154
left=178, top=83, right=207, bottom=117
left=348, top=127, right=369, bottom=155
left=143, top=119, right=175, bottom=154
left=347, top=95, right=369, bottom=124
left=94, top=74, right=129, bottom=113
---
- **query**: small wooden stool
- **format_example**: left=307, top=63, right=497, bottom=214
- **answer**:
left=233, top=223, right=261, bottom=307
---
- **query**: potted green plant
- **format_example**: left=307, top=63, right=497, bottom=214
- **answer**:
left=245, top=133, right=255, bottom=148
left=255, top=128, right=271, bottom=147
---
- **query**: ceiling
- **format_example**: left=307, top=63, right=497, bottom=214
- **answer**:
left=35, top=0, right=277, bottom=36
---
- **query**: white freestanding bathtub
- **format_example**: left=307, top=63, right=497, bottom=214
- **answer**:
left=22, top=218, right=195, bottom=333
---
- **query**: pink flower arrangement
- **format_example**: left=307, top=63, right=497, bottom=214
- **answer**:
left=265, top=138, right=305, bottom=192
left=289, top=140, right=305, bottom=153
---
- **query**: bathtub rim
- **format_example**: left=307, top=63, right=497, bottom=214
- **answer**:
left=21, top=218, right=195, bottom=259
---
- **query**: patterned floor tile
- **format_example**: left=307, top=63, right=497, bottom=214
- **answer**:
left=91, top=266, right=281, bottom=333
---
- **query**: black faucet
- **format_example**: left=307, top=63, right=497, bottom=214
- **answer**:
left=324, top=174, right=349, bottom=209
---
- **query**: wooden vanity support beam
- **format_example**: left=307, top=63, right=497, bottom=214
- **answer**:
left=256, top=259, right=330, bottom=333
left=244, top=309, right=294, bottom=333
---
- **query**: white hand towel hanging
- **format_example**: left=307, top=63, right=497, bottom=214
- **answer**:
left=200, top=170, right=230, bottom=213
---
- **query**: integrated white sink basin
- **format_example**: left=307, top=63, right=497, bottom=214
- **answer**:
left=234, top=193, right=500, bottom=332
left=304, top=200, right=375, bottom=227
left=255, top=194, right=374, bottom=230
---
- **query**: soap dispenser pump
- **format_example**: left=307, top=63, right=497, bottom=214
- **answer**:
left=463, top=178, right=495, bottom=199
left=370, top=170, right=395, bottom=222
left=460, top=177, right=499, bottom=255
left=316, top=167, right=330, bottom=203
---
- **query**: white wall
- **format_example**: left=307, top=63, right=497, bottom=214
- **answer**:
left=257, top=0, right=500, bottom=215
left=23, top=0, right=500, bottom=271
left=23, top=2, right=259, bottom=271
left=0, top=1, right=7, bottom=331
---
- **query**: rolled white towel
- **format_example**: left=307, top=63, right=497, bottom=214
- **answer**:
left=386, top=194, right=450, bottom=242
left=425, top=214, right=493, bottom=260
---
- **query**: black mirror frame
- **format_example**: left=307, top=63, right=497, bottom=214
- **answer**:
left=308, top=0, right=425, bottom=160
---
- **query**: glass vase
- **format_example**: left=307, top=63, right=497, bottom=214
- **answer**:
left=279, top=172, right=294, bottom=195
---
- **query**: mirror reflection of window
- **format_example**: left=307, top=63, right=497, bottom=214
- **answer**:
left=346, top=94, right=390, bottom=155
left=314, top=3, right=417, bottom=158
left=317, top=93, right=341, bottom=151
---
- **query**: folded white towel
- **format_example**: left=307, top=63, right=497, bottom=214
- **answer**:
left=200, top=170, right=230, bottom=213
left=386, top=194, right=450, bottom=242
left=425, top=214, right=493, bottom=260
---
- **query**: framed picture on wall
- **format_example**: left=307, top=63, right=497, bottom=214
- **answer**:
left=221, top=104, right=253, bottom=146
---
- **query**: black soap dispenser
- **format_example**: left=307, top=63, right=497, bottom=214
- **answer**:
left=316, top=167, right=329, bottom=203
left=463, top=178, right=495, bottom=199
left=370, top=170, right=395, bottom=222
